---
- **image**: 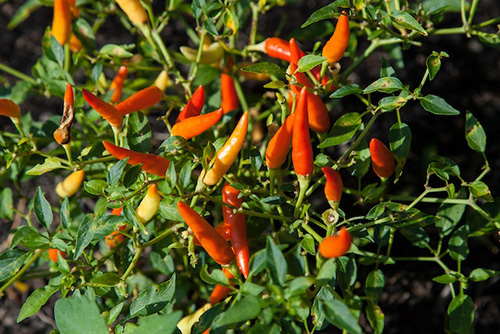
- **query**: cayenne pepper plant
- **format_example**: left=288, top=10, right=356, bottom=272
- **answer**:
left=0, top=1, right=500, bottom=334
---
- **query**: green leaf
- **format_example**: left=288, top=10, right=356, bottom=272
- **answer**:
left=125, top=312, right=182, bottom=334
left=26, top=157, right=63, bottom=175
left=73, top=215, right=95, bottom=260
left=127, top=112, right=152, bottom=152
left=301, top=234, right=316, bottom=255
left=90, top=273, right=121, bottom=286
left=99, top=44, right=134, bottom=58
left=241, top=62, right=284, bottom=75
left=322, top=299, right=362, bottom=334
left=0, top=249, right=29, bottom=282
left=477, top=32, right=500, bottom=48
left=50, top=35, right=64, bottom=67
left=389, top=122, right=411, bottom=181
left=73, top=18, right=97, bottom=50
left=263, top=80, right=286, bottom=89
left=179, top=160, right=193, bottom=190
left=8, top=0, right=42, bottom=29
left=420, top=94, right=460, bottom=115
left=469, top=181, right=493, bottom=202
left=108, top=158, right=128, bottom=187
left=465, top=111, right=486, bottom=153
left=60, top=197, right=70, bottom=229
left=54, top=294, right=109, bottom=334
left=449, top=225, right=469, bottom=261
left=34, top=187, right=53, bottom=230
left=266, top=236, right=288, bottom=286
left=298, top=54, right=326, bottom=72
left=390, top=11, right=428, bottom=36
left=0, top=187, right=13, bottom=220
left=128, top=276, right=176, bottom=318
left=10, top=226, right=50, bottom=250
left=159, top=198, right=184, bottom=221
left=249, top=147, right=263, bottom=172
left=286, top=276, right=315, bottom=298
left=330, top=84, right=362, bottom=98
left=318, top=112, right=362, bottom=148
left=447, top=295, right=474, bottom=334
left=317, top=258, right=336, bottom=285
left=469, top=268, right=500, bottom=282
left=200, top=265, right=229, bottom=285
left=212, top=296, right=261, bottom=329
left=380, top=58, right=396, bottom=77
left=400, top=226, right=429, bottom=248
left=91, top=60, right=103, bottom=84
left=365, top=270, right=384, bottom=303
left=433, top=274, right=457, bottom=284
left=366, top=303, right=384, bottom=334
left=17, top=285, right=59, bottom=322
left=426, top=53, right=442, bottom=80
left=301, top=0, right=350, bottom=28
left=84, top=179, right=108, bottom=196
left=363, top=77, right=403, bottom=94
left=436, top=203, right=466, bottom=236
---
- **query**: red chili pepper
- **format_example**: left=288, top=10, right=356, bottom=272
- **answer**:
left=0, top=99, right=21, bottom=119
left=265, top=113, right=295, bottom=169
left=322, top=11, right=350, bottom=63
left=321, top=167, right=343, bottom=208
left=209, top=267, right=235, bottom=304
left=369, top=138, right=396, bottom=178
left=171, top=108, right=223, bottom=140
left=202, top=111, right=249, bottom=186
left=48, top=248, right=67, bottom=262
left=177, top=201, right=235, bottom=265
left=82, top=89, right=123, bottom=129
left=291, top=87, right=314, bottom=176
left=193, top=223, right=229, bottom=246
left=222, top=182, right=249, bottom=279
left=52, top=0, right=71, bottom=45
left=115, top=86, right=163, bottom=115
left=54, top=83, right=75, bottom=145
left=105, top=207, right=126, bottom=249
left=221, top=73, right=240, bottom=114
left=318, top=226, right=352, bottom=258
left=103, top=141, right=170, bottom=177
left=110, top=66, right=128, bottom=104
left=289, top=38, right=313, bottom=88
left=264, top=37, right=291, bottom=61
left=177, top=85, right=205, bottom=123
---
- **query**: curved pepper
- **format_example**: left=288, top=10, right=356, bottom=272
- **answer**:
left=264, top=37, right=291, bottom=61
left=291, top=87, right=313, bottom=176
left=103, top=141, right=170, bottom=177
left=56, top=169, right=85, bottom=197
left=136, top=184, right=161, bottom=224
left=265, top=113, right=295, bottom=169
left=209, top=268, right=235, bottom=304
left=52, top=0, right=71, bottom=45
left=221, top=73, right=240, bottom=114
left=177, top=85, right=205, bottom=123
left=202, top=111, right=249, bottom=186
left=322, top=11, right=350, bottom=63
left=171, top=108, right=223, bottom=140
left=318, top=226, right=352, bottom=258
left=0, top=99, right=21, bottom=119
left=222, top=182, right=249, bottom=278
left=193, top=223, right=229, bottom=246
left=82, top=89, right=123, bottom=129
left=53, top=83, right=75, bottom=145
left=110, top=66, right=128, bottom=104
left=177, top=201, right=235, bottom=265
left=369, top=138, right=396, bottom=178
left=321, top=167, right=343, bottom=208
left=116, top=0, right=148, bottom=25
left=115, top=86, right=163, bottom=115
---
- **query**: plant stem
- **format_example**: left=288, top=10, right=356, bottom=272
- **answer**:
left=0, top=62, right=37, bottom=85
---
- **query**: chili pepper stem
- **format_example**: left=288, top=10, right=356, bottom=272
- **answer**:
left=225, top=261, right=241, bottom=284
left=191, top=175, right=206, bottom=206
left=64, top=44, right=71, bottom=72
left=11, top=117, right=25, bottom=137
left=269, top=168, right=278, bottom=195
left=112, top=126, right=121, bottom=146
left=63, top=143, right=73, bottom=166
left=294, top=174, right=311, bottom=217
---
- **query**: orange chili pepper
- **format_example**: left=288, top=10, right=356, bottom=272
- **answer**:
left=105, top=207, right=126, bottom=249
left=69, top=34, right=83, bottom=52
left=318, top=226, right=352, bottom=258
left=202, top=111, right=249, bottom=186
left=209, top=267, right=235, bottom=304
left=369, top=138, right=396, bottom=178
left=221, top=73, right=240, bottom=114
left=68, top=0, right=79, bottom=18
left=177, top=85, right=205, bottom=123
left=136, top=184, right=161, bottom=224
left=82, top=89, right=123, bottom=129
left=264, top=37, right=291, bottom=61
left=265, top=113, right=295, bottom=169
left=48, top=248, right=67, bottom=262
left=103, top=141, right=170, bottom=177
left=55, top=170, right=85, bottom=197
left=116, top=0, right=148, bottom=25
left=110, top=66, right=128, bottom=104
left=115, top=86, right=163, bottom=115
left=0, top=99, right=21, bottom=119
left=222, top=182, right=249, bottom=279
left=321, top=167, right=343, bottom=208
left=291, top=87, right=313, bottom=176
left=177, top=201, right=235, bottom=265
left=51, top=0, right=71, bottom=45
left=53, top=83, right=75, bottom=145
left=289, top=38, right=313, bottom=88
left=322, top=11, right=350, bottom=63
left=193, top=223, right=229, bottom=246
left=171, top=108, right=223, bottom=140
left=111, top=207, right=123, bottom=216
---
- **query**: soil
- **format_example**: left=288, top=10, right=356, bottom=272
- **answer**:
left=1, top=0, right=499, bottom=333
